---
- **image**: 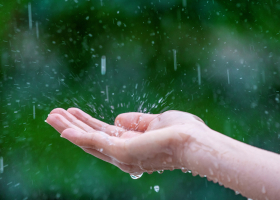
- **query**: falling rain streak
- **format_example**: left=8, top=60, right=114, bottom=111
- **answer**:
left=173, top=49, right=177, bottom=71
left=36, top=21, right=39, bottom=39
left=0, top=157, right=3, bottom=173
left=182, top=0, right=187, bottom=7
left=105, top=85, right=109, bottom=102
left=101, top=55, right=106, bottom=75
left=33, top=105, right=35, bottom=119
left=28, top=2, right=32, bottom=30
left=227, top=69, right=230, bottom=84
left=197, top=64, right=201, bottom=85
left=262, top=70, right=266, bottom=83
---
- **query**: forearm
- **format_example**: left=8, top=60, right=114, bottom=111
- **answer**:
left=183, top=128, right=280, bottom=200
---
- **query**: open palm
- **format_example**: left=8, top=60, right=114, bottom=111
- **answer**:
left=47, top=108, right=206, bottom=176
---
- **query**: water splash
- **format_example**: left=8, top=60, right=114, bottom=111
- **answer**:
left=130, top=173, right=143, bottom=179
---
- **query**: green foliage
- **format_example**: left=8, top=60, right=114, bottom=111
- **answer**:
left=1, top=0, right=280, bottom=199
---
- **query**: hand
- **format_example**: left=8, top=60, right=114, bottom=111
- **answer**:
left=46, top=108, right=207, bottom=176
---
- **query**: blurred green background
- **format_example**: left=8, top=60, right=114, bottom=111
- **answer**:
left=0, top=0, right=280, bottom=199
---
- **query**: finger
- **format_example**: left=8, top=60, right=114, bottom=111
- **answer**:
left=114, top=112, right=159, bottom=132
left=50, top=108, right=95, bottom=132
left=61, top=128, right=131, bottom=163
left=82, top=147, right=113, bottom=163
left=46, top=114, right=85, bottom=134
left=67, top=108, right=126, bottom=136
left=82, top=147, right=143, bottom=173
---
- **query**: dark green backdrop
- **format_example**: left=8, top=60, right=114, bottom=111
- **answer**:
left=0, top=0, right=280, bottom=199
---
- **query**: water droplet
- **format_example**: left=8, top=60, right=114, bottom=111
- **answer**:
left=247, top=198, right=253, bottom=200
left=157, top=170, right=164, bottom=174
left=209, top=168, right=214, bottom=175
left=226, top=175, right=231, bottom=182
left=130, top=173, right=143, bottom=179
left=262, top=185, right=266, bottom=194
left=154, top=185, right=160, bottom=192
left=181, top=168, right=188, bottom=173
left=235, top=191, right=240, bottom=195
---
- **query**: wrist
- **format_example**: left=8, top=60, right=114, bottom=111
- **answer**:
left=181, top=127, right=241, bottom=179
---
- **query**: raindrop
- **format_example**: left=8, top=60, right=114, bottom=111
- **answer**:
left=181, top=167, right=188, bottom=173
left=101, top=55, right=106, bottom=75
left=33, top=105, right=36, bottom=119
left=227, top=69, right=230, bottom=84
left=36, top=21, right=39, bottom=39
left=130, top=173, right=143, bottom=179
left=157, top=170, right=164, bottom=174
left=182, top=0, right=187, bottom=7
left=173, top=49, right=177, bottom=71
left=0, top=157, right=3, bottom=173
left=105, top=85, right=109, bottom=102
left=197, top=64, right=201, bottom=85
left=28, top=2, right=32, bottom=30
left=154, top=185, right=160, bottom=192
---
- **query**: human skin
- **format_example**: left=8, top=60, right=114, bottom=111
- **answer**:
left=46, top=108, right=280, bottom=200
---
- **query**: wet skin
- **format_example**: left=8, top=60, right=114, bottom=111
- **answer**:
left=47, top=108, right=280, bottom=200
left=46, top=108, right=206, bottom=175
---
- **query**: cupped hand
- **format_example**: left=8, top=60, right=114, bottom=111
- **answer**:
left=46, top=108, right=207, bottom=176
